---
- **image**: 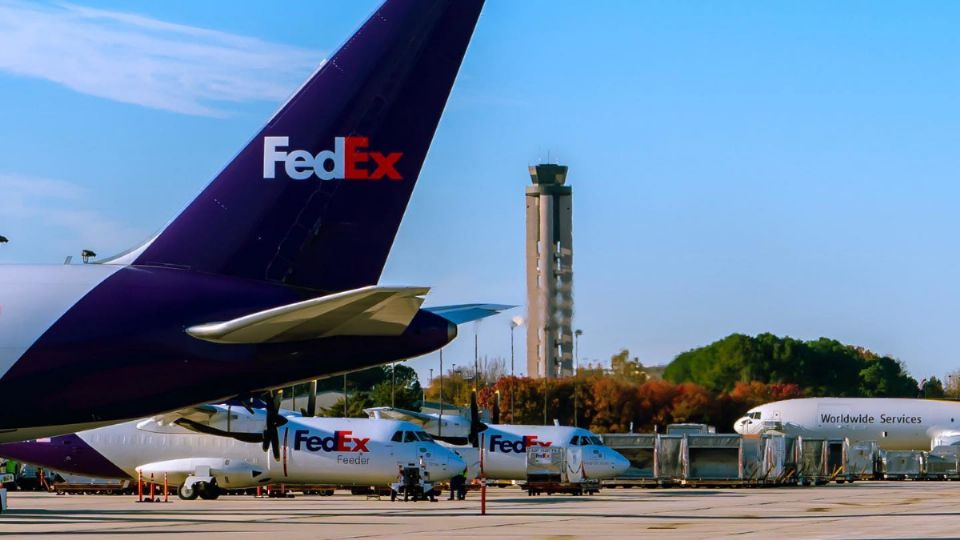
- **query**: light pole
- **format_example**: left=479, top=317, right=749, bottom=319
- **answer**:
left=439, top=349, right=444, bottom=439
left=574, top=329, right=582, bottom=428
left=474, top=326, right=480, bottom=394
left=509, top=316, right=523, bottom=423
left=543, top=327, right=549, bottom=426
left=427, top=368, right=433, bottom=408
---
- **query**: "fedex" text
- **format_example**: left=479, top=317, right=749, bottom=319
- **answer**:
left=488, top=434, right=552, bottom=453
left=293, top=429, right=370, bottom=453
left=263, top=136, right=402, bottom=181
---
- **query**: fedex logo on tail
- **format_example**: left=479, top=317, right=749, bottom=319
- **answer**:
left=293, top=429, right=370, bottom=453
left=488, top=434, right=552, bottom=453
left=263, top=136, right=402, bottom=181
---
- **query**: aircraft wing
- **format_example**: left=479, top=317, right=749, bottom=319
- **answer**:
left=424, top=304, right=514, bottom=324
left=364, top=406, right=436, bottom=427
left=186, top=286, right=430, bottom=344
left=136, top=404, right=221, bottom=432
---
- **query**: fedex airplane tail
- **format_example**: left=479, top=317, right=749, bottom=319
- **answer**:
left=133, top=0, right=483, bottom=292
left=0, top=0, right=488, bottom=442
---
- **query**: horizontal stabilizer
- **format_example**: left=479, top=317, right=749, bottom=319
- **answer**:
left=187, top=286, right=429, bottom=344
left=425, top=304, right=514, bottom=324
left=365, top=406, right=435, bottom=425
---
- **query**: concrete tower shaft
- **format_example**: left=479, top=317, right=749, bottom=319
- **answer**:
left=525, top=164, right=574, bottom=379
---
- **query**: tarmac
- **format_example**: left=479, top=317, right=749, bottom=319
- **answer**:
left=2, top=482, right=960, bottom=539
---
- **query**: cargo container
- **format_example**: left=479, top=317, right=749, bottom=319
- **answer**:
left=599, top=433, right=656, bottom=486
left=881, top=450, right=925, bottom=480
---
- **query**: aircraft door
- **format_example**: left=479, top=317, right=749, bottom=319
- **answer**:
left=566, top=447, right=585, bottom=483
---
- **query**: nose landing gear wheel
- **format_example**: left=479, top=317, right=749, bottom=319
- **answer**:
left=178, top=484, right=199, bottom=501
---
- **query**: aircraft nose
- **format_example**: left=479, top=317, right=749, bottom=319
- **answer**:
left=611, top=449, right=631, bottom=476
left=428, top=445, right=465, bottom=481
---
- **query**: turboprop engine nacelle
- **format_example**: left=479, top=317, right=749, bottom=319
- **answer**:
left=137, top=458, right=264, bottom=489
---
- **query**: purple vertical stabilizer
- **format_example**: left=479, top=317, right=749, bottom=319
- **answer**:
left=134, top=0, right=484, bottom=292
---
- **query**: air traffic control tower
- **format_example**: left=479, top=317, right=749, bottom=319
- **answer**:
left=525, top=163, right=574, bottom=379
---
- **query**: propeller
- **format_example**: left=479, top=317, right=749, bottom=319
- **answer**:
left=300, top=380, right=318, bottom=417
left=467, top=391, right=487, bottom=448
left=261, top=390, right=288, bottom=461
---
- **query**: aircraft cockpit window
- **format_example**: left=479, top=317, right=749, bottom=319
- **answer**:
left=588, top=436, right=603, bottom=446
left=391, top=431, right=403, bottom=442
left=415, top=431, right=433, bottom=442
left=569, top=436, right=580, bottom=446
left=747, top=412, right=761, bottom=420
left=403, top=431, right=418, bottom=443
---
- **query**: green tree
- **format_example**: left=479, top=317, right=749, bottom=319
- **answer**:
left=664, top=333, right=916, bottom=397
left=368, top=364, right=422, bottom=409
left=858, top=357, right=918, bottom=397
left=922, top=377, right=945, bottom=399
left=320, top=394, right=374, bottom=418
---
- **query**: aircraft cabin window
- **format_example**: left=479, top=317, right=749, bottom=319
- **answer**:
left=403, top=431, right=418, bottom=443
left=391, top=431, right=403, bottom=443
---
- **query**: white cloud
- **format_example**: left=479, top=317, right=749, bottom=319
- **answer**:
left=0, top=1, right=323, bottom=116
left=0, top=173, right=145, bottom=257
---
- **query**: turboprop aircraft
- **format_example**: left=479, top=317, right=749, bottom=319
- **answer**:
left=734, top=397, right=960, bottom=450
left=0, top=0, right=488, bottom=443
left=0, top=407, right=465, bottom=500
left=366, top=402, right=631, bottom=481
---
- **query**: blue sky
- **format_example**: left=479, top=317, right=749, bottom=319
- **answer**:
left=2, top=0, right=960, bottom=384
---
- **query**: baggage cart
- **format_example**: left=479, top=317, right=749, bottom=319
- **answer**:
left=654, top=434, right=684, bottom=486
left=797, top=437, right=829, bottom=486
left=739, top=436, right=763, bottom=483
left=681, top=434, right=741, bottom=485
left=881, top=450, right=925, bottom=480
left=525, top=446, right=600, bottom=496
left=843, top=440, right=879, bottom=481
left=925, top=447, right=959, bottom=480
left=600, top=433, right=656, bottom=487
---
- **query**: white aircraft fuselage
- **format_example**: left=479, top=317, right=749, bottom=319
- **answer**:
left=0, top=416, right=464, bottom=490
left=734, top=397, right=960, bottom=450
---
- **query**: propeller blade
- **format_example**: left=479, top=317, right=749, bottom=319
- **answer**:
left=270, top=428, right=281, bottom=461
left=306, top=380, right=318, bottom=418
left=468, top=392, right=485, bottom=448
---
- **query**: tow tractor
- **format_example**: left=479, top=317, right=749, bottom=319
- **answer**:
left=390, top=465, right=440, bottom=502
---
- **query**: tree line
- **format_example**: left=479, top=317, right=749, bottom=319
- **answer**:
left=310, top=333, right=948, bottom=434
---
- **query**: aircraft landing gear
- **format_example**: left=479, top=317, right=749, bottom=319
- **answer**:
left=178, top=483, right=199, bottom=500
left=197, top=481, right=220, bottom=500
left=180, top=480, right=220, bottom=501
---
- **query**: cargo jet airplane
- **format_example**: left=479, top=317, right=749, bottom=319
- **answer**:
left=0, top=0, right=486, bottom=443
left=735, top=397, right=960, bottom=450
